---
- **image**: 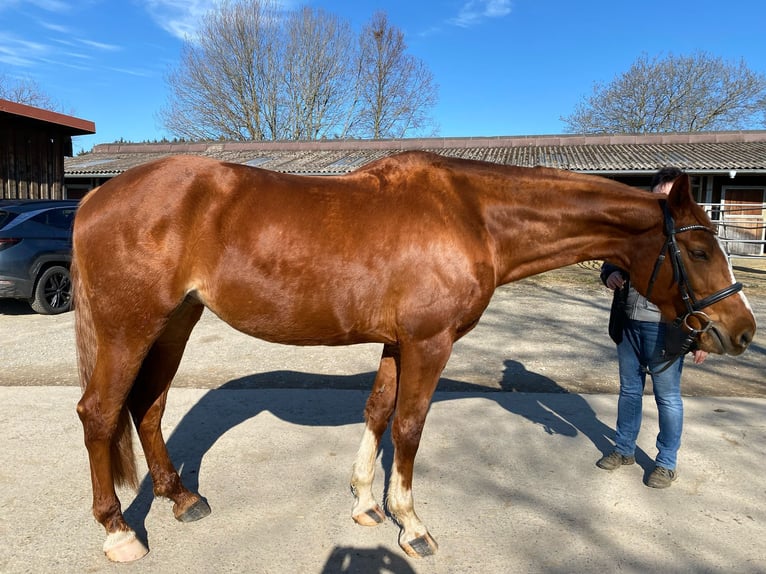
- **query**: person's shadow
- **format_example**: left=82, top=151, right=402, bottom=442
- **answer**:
left=498, top=359, right=611, bottom=441
left=497, top=358, right=651, bottom=469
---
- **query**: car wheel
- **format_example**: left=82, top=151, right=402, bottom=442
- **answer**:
left=30, top=265, right=73, bottom=315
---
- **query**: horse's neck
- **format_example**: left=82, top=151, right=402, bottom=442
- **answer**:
left=484, top=179, right=661, bottom=286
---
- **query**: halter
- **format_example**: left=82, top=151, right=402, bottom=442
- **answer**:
left=644, top=201, right=743, bottom=373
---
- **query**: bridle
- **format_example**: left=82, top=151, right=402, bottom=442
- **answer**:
left=647, top=201, right=743, bottom=322
left=644, top=201, right=743, bottom=372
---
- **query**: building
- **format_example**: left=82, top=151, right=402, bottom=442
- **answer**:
left=0, top=98, right=95, bottom=200
left=64, top=131, right=766, bottom=255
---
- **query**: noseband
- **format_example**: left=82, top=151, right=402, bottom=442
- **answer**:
left=644, top=201, right=743, bottom=371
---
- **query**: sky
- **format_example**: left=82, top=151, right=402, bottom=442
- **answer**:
left=1, top=0, right=765, bottom=154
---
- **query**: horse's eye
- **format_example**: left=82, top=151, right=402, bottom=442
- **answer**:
left=689, top=249, right=708, bottom=261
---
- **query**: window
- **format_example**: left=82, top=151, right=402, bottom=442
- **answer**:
left=33, top=208, right=77, bottom=229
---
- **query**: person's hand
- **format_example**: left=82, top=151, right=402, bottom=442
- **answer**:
left=692, top=349, right=708, bottom=364
left=606, top=271, right=625, bottom=290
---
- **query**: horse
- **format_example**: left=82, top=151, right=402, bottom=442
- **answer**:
left=72, top=151, right=755, bottom=562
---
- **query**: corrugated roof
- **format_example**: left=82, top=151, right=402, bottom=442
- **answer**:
left=64, top=131, right=766, bottom=177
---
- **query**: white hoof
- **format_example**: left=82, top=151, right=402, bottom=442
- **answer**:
left=103, top=530, right=149, bottom=562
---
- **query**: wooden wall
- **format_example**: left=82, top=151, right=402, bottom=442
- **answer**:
left=0, top=116, right=70, bottom=200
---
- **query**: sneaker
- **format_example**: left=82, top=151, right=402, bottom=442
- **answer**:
left=647, top=466, right=677, bottom=488
left=596, top=451, right=636, bottom=470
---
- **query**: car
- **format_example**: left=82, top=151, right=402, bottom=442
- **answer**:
left=0, top=199, right=79, bottom=314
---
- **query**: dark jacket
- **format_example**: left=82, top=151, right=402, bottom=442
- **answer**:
left=601, top=263, right=629, bottom=344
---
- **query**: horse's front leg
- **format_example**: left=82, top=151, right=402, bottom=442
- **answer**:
left=387, top=333, right=453, bottom=558
left=351, top=344, right=399, bottom=526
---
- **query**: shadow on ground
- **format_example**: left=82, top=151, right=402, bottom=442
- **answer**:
left=124, top=358, right=630, bottom=554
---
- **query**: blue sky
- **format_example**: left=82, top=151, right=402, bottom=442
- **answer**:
left=1, top=0, right=765, bottom=153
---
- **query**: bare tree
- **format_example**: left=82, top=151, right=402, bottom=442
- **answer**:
left=347, top=12, right=438, bottom=139
left=160, top=0, right=285, bottom=140
left=562, top=52, right=766, bottom=133
left=0, top=73, right=58, bottom=110
left=160, top=2, right=437, bottom=140
left=282, top=7, right=354, bottom=139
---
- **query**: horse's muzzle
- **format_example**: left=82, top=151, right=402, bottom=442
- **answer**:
left=704, top=322, right=754, bottom=356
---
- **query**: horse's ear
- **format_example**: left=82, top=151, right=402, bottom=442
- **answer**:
left=666, top=174, right=693, bottom=211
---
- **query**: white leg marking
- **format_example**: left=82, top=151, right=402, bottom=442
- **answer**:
left=103, top=529, right=148, bottom=562
left=351, top=426, right=383, bottom=523
left=387, top=461, right=426, bottom=540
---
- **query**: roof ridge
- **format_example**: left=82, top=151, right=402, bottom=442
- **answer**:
left=91, top=130, right=766, bottom=155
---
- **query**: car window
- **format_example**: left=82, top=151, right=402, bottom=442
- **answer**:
left=0, top=210, right=11, bottom=229
left=32, top=208, right=77, bottom=230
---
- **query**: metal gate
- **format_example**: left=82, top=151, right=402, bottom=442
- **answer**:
left=702, top=196, right=766, bottom=257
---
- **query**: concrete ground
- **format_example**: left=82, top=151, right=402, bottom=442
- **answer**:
left=1, top=387, right=764, bottom=573
left=0, top=262, right=764, bottom=573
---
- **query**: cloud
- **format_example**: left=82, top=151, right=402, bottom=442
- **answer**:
left=0, top=0, right=72, bottom=13
left=0, top=32, right=50, bottom=67
left=140, top=0, right=300, bottom=41
left=29, top=0, right=71, bottom=11
left=451, top=0, right=512, bottom=28
left=40, top=21, right=72, bottom=34
left=77, top=38, right=122, bottom=51
left=101, top=64, right=152, bottom=77
left=140, top=0, right=220, bottom=40
left=0, top=51, right=36, bottom=68
left=0, top=26, right=121, bottom=74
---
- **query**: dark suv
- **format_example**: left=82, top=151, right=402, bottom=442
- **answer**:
left=0, top=200, right=79, bottom=314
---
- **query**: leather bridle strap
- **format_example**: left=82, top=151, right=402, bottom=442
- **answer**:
left=692, top=282, right=745, bottom=311
left=646, top=202, right=743, bottom=316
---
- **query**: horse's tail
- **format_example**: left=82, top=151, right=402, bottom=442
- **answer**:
left=73, top=249, right=139, bottom=490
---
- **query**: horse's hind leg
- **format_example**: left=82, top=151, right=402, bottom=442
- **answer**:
left=78, top=294, right=203, bottom=562
left=127, top=298, right=209, bottom=522
left=77, top=343, right=152, bottom=562
left=351, top=344, right=399, bottom=526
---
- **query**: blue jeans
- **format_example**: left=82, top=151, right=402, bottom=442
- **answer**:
left=614, top=319, right=685, bottom=470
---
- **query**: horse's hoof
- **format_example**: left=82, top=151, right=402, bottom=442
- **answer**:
left=175, top=497, right=212, bottom=522
left=103, top=530, right=148, bottom=562
left=400, top=532, right=438, bottom=558
left=352, top=505, right=386, bottom=527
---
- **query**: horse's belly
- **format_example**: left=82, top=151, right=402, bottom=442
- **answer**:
left=197, top=288, right=394, bottom=347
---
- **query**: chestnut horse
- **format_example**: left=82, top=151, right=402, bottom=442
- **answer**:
left=73, top=151, right=755, bottom=562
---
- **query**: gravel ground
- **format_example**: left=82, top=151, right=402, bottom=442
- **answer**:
left=1, top=262, right=764, bottom=396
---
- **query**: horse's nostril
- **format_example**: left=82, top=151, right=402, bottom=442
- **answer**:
left=740, top=331, right=753, bottom=348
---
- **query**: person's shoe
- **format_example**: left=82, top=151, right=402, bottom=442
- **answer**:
left=596, top=451, right=636, bottom=470
left=647, top=466, right=677, bottom=488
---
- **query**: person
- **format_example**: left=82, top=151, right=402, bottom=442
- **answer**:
left=597, top=167, right=708, bottom=489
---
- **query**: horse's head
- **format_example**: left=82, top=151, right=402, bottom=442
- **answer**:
left=630, top=175, right=756, bottom=356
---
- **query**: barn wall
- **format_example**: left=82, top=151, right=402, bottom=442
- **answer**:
left=0, top=116, right=69, bottom=200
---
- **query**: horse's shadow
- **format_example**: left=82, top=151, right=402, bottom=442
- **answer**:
left=320, top=545, right=416, bottom=574
left=123, top=359, right=641, bottom=548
